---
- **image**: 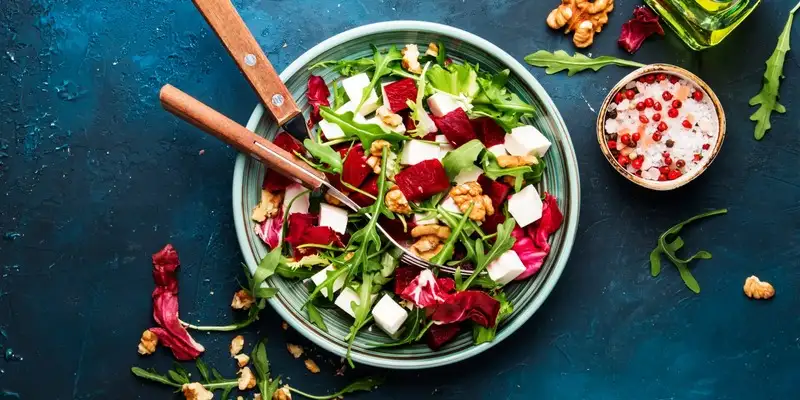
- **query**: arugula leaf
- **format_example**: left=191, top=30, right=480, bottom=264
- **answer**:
left=407, top=62, right=434, bottom=137
left=319, top=107, right=408, bottom=149
left=427, top=62, right=480, bottom=98
left=441, top=139, right=485, bottom=179
left=306, top=302, right=328, bottom=332
left=345, top=273, right=375, bottom=367
left=131, top=363, right=239, bottom=393
left=473, top=292, right=513, bottom=344
left=284, top=254, right=329, bottom=270
left=460, top=218, right=517, bottom=290
left=303, top=139, right=343, bottom=173
left=473, top=69, right=536, bottom=114
left=749, top=3, right=800, bottom=140
left=195, top=359, right=210, bottom=382
left=430, top=203, right=474, bottom=265
left=470, top=106, right=525, bottom=131
left=481, top=152, right=545, bottom=191
left=649, top=209, right=727, bottom=293
left=524, top=50, right=645, bottom=76
left=288, top=376, right=386, bottom=400
left=309, top=58, right=375, bottom=76
left=435, top=41, right=447, bottom=66
left=276, top=262, right=317, bottom=279
left=252, top=338, right=283, bottom=399
left=356, top=45, right=403, bottom=111
left=252, top=247, right=281, bottom=294
left=131, top=367, right=181, bottom=388
left=332, top=81, right=348, bottom=109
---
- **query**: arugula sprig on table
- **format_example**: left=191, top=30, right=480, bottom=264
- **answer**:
left=749, top=2, right=800, bottom=140
left=131, top=359, right=239, bottom=398
left=650, top=209, right=727, bottom=293
left=524, top=50, right=644, bottom=76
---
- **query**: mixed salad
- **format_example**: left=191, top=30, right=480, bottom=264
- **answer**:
left=250, top=42, right=564, bottom=362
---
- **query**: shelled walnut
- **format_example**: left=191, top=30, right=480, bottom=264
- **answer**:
left=547, top=0, right=614, bottom=48
left=743, top=275, right=775, bottom=300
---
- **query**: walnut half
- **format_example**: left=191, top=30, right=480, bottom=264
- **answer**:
left=743, top=276, right=775, bottom=300
left=385, top=186, right=412, bottom=215
left=182, top=383, right=213, bottom=400
left=546, top=0, right=614, bottom=48
left=137, top=329, right=158, bottom=355
left=449, top=182, right=494, bottom=222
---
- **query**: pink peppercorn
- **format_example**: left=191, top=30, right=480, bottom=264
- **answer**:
left=682, top=120, right=692, bottom=129
left=640, top=115, right=649, bottom=123
left=625, top=89, right=636, bottom=100
left=692, top=90, right=704, bottom=101
left=658, top=122, right=668, bottom=131
left=662, top=91, right=673, bottom=101
left=653, top=102, right=663, bottom=111
left=652, top=113, right=662, bottom=122
left=668, top=108, right=679, bottom=118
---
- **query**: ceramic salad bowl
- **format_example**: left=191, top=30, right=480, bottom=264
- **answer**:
left=232, top=21, right=580, bottom=369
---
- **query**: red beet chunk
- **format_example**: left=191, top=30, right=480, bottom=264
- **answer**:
left=379, top=215, right=415, bottom=241
left=394, top=159, right=450, bottom=202
left=350, top=176, right=378, bottom=207
left=274, top=131, right=306, bottom=155
left=340, top=144, right=372, bottom=188
left=477, top=175, right=510, bottom=209
left=394, top=265, right=423, bottom=295
left=470, top=117, right=505, bottom=148
left=285, top=213, right=343, bottom=258
left=383, top=78, right=418, bottom=112
left=426, top=323, right=461, bottom=351
left=481, top=210, right=507, bottom=236
left=263, top=132, right=307, bottom=191
left=430, top=290, right=501, bottom=327
left=433, top=108, right=476, bottom=147
left=262, top=170, right=294, bottom=192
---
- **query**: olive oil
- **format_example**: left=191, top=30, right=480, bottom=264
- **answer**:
left=644, top=0, right=761, bottom=50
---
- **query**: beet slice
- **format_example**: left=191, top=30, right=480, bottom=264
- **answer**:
left=394, top=159, right=450, bottom=202
left=285, top=213, right=343, bottom=258
left=481, top=211, right=507, bottom=236
left=350, top=175, right=379, bottom=207
left=394, top=265, right=423, bottom=295
left=477, top=175, right=511, bottom=209
left=430, top=290, right=501, bottom=328
left=379, top=214, right=416, bottom=242
left=274, top=131, right=306, bottom=155
left=340, top=144, right=372, bottom=188
left=427, top=323, right=461, bottom=351
left=383, top=78, right=418, bottom=112
left=470, top=117, right=505, bottom=148
left=262, top=132, right=307, bottom=192
left=432, top=108, right=476, bottom=147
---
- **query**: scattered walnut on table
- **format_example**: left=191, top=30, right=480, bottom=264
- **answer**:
left=137, top=329, right=158, bottom=355
left=401, top=44, right=422, bottom=74
left=286, top=343, right=304, bottom=359
left=547, top=0, right=615, bottom=48
left=234, top=353, right=250, bottom=368
left=743, top=275, right=775, bottom=300
left=237, top=366, right=257, bottom=390
left=273, top=386, right=293, bottom=400
left=230, top=335, right=245, bottom=357
left=304, top=359, right=321, bottom=374
left=251, top=189, right=283, bottom=222
left=449, top=182, right=494, bottom=222
left=231, top=289, right=255, bottom=310
left=385, top=185, right=412, bottom=215
left=182, top=382, right=214, bottom=400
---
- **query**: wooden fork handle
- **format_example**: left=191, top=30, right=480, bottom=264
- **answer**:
left=192, top=0, right=300, bottom=125
left=159, top=84, right=325, bottom=189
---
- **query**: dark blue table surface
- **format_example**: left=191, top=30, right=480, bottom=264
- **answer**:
left=2, top=0, right=799, bottom=398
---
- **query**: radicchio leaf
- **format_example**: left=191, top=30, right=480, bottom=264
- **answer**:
left=511, top=193, right=563, bottom=280
left=399, top=269, right=452, bottom=308
left=394, top=265, right=423, bottom=295
left=383, top=78, right=418, bottom=112
left=149, top=245, right=205, bottom=360
left=255, top=208, right=284, bottom=249
left=618, top=6, right=665, bottom=54
left=429, top=290, right=501, bottom=328
left=470, top=117, right=506, bottom=148
left=394, top=159, right=450, bottom=202
left=432, top=108, right=477, bottom=147
left=307, top=75, right=331, bottom=128
left=262, top=132, right=307, bottom=192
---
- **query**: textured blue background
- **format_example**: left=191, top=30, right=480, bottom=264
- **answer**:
left=1, top=0, right=799, bottom=398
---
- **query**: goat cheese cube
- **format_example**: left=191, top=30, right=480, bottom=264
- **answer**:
left=365, top=116, right=406, bottom=134
left=488, top=144, right=508, bottom=157
left=309, top=265, right=345, bottom=299
left=504, top=125, right=551, bottom=157
left=283, top=183, right=309, bottom=215
left=334, top=287, right=376, bottom=318
left=454, top=166, right=483, bottom=185
left=416, top=110, right=438, bottom=135
left=319, top=119, right=346, bottom=140
left=437, top=136, right=454, bottom=160
left=400, top=140, right=441, bottom=165
left=371, top=294, right=409, bottom=338
left=427, top=92, right=462, bottom=117
left=319, top=203, right=348, bottom=234
left=414, top=213, right=438, bottom=225
left=508, top=184, right=543, bottom=228
left=336, top=101, right=370, bottom=123
left=487, top=250, right=527, bottom=285
left=441, top=196, right=461, bottom=214
left=434, top=135, right=450, bottom=144
left=340, top=73, right=380, bottom=115
left=380, top=81, right=394, bottom=107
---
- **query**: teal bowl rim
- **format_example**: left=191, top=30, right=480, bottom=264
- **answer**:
left=232, top=21, right=580, bottom=369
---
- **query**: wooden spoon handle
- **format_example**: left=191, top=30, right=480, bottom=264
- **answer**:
left=159, top=84, right=325, bottom=189
left=191, top=0, right=300, bottom=125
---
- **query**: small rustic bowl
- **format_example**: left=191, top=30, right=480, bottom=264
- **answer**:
left=596, top=64, right=726, bottom=190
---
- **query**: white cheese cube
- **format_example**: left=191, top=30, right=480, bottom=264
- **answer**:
left=371, top=294, right=409, bottom=338
left=335, top=102, right=369, bottom=124
left=453, top=166, right=483, bottom=185
left=441, top=196, right=461, bottom=214
left=309, top=265, right=346, bottom=299
left=365, top=116, right=406, bottom=134
left=334, top=287, right=376, bottom=318
left=380, top=81, right=394, bottom=107
left=488, top=144, right=508, bottom=157
left=434, top=135, right=450, bottom=144
left=508, top=184, right=543, bottom=228
left=319, top=203, right=348, bottom=234
left=487, top=250, right=527, bottom=285
left=427, top=92, right=462, bottom=117
left=400, top=140, right=441, bottom=165
left=414, top=213, right=438, bottom=226
left=340, top=73, right=380, bottom=115
left=416, top=110, right=438, bottom=134
left=319, top=119, right=346, bottom=140
left=283, top=183, right=310, bottom=215
left=504, top=125, right=551, bottom=157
